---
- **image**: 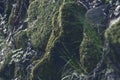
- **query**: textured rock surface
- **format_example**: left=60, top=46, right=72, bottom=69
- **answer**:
left=104, top=17, right=120, bottom=80
left=80, top=5, right=107, bottom=72
left=31, top=2, right=87, bottom=80
left=0, top=0, right=120, bottom=80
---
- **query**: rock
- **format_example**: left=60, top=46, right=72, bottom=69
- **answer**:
left=27, top=0, right=63, bottom=51
left=31, top=2, right=87, bottom=80
left=104, top=17, right=120, bottom=80
left=85, top=5, right=109, bottom=35
left=79, top=5, right=108, bottom=73
left=105, top=17, right=120, bottom=45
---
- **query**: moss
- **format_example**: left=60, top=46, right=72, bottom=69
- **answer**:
left=80, top=33, right=103, bottom=72
left=105, top=19, right=120, bottom=44
left=80, top=15, right=104, bottom=72
left=14, top=30, right=28, bottom=49
left=31, top=55, right=51, bottom=80
left=27, top=0, right=39, bottom=22
left=105, top=18, right=120, bottom=72
left=27, top=0, right=63, bottom=50
left=31, top=2, right=87, bottom=80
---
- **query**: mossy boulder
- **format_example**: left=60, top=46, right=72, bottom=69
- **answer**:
left=80, top=7, right=105, bottom=72
left=31, top=2, right=87, bottom=80
left=80, top=33, right=103, bottom=72
left=85, top=5, right=108, bottom=39
left=14, top=30, right=28, bottom=49
left=105, top=18, right=120, bottom=63
left=105, top=18, right=120, bottom=44
left=27, top=0, right=64, bottom=50
left=104, top=18, right=120, bottom=78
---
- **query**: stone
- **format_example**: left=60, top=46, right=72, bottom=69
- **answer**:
left=31, top=2, right=87, bottom=80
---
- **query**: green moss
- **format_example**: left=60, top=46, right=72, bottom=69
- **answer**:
left=27, top=0, right=39, bottom=23
left=80, top=16, right=103, bottom=73
left=27, top=0, right=64, bottom=50
left=31, top=2, right=87, bottom=80
left=31, top=55, right=51, bottom=80
left=80, top=34, right=102, bottom=72
left=104, top=19, right=120, bottom=78
left=8, top=0, right=29, bottom=32
left=105, top=19, right=120, bottom=44
left=14, top=30, right=28, bottom=49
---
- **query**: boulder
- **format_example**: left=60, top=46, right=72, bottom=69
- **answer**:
left=80, top=5, right=108, bottom=73
left=31, top=2, right=86, bottom=80
left=105, top=17, right=120, bottom=80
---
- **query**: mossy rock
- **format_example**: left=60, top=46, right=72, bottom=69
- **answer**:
left=105, top=18, right=120, bottom=44
left=14, top=30, right=28, bottom=49
left=105, top=18, right=120, bottom=72
left=31, top=2, right=87, bottom=80
left=80, top=10, right=104, bottom=72
left=105, top=18, right=120, bottom=65
left=80, top=33, right=103, bottom=72
left=27, top=0, right=64, bottom=50
left=27, top=0, right=39, bottom=23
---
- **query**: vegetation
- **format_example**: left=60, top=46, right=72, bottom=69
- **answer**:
left=0, top=0, right=120, bottom=80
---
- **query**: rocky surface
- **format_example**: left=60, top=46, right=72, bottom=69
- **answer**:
left=0, top=0, right=120, bottom=80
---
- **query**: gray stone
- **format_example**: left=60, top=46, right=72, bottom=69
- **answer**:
left=86, top=5, right=108, bottom=26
